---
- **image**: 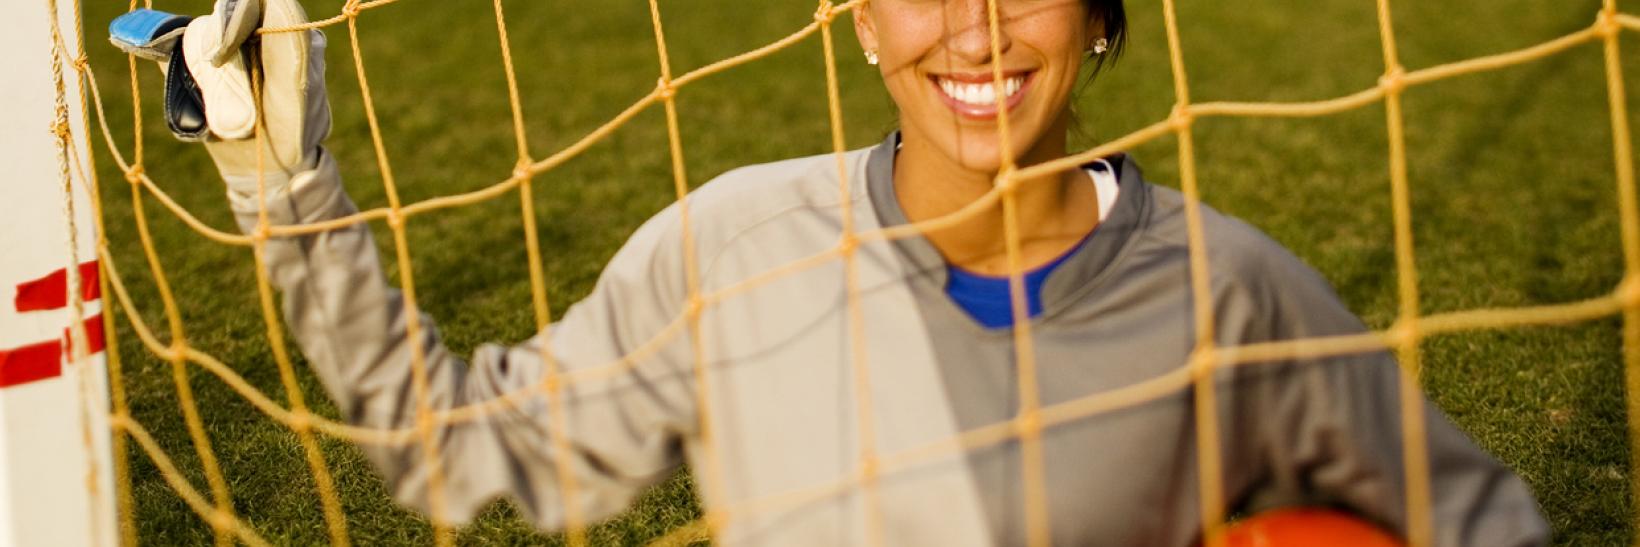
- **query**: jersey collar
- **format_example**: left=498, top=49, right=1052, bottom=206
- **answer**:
left=865, top=131, right=1155, bottom=321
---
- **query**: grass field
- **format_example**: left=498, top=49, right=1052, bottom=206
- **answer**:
left=77, top=0, right=1640, bottom=543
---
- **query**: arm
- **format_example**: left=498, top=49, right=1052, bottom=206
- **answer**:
left=116, top=0, right=698, bottom=528
left=240, top=153, right=697, bottom=527
left=1228, top=244, right=1549, bottom=546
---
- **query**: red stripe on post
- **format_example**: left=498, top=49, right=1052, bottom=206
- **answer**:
left=0, top=340, right=62, bottom=388
left=68, top=313, right=106, bottom=355
left=0, top=314, right=105, bottom=389
left=14, top=260, right=100, bottom=312
left=82, top=261, right=101, bottom=302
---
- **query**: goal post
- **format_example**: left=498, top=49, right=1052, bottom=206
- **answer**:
left=0, top=0, right=117, bottom=545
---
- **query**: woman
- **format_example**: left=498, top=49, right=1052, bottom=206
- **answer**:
left=114, top=0, right=1548, bottom=544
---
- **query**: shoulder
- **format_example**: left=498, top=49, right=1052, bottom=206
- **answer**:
left=687, top=149, right=870, bottom=223
left=1142, top=184, right=1306, bottom=281
left=1141, top=183, right=1361, bottom=337
left=614, top=147, right=872, bottom=273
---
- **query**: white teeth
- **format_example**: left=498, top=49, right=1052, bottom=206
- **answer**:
left=937, top=75, right=1026, bottom=107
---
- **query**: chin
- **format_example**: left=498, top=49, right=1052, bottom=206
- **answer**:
left=946, top=131, right=1038, bottom=174
left=954, top=153, right=1008, bottom=174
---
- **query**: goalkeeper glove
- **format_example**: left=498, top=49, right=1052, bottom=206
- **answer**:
left=110, top=0, right=331, bottom=198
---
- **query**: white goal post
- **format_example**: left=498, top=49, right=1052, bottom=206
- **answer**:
left=0, top=0, right=117, bottom=545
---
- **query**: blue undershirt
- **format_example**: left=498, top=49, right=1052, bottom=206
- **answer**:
left=942, top=162, right=1116, bottom=328
left=945, top=246, right=1082, bottom=328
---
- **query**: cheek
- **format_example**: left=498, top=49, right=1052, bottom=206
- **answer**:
left=870, top=10, right=942, bottom=107
left=872, top=6, right=943, bottom=64
left=1019, top=20, right=1090, bottom=101
left=1015, top=9, right=1088, bottom=61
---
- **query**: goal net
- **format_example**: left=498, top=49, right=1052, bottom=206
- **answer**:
left=21, top=0, right=1640, bottom=545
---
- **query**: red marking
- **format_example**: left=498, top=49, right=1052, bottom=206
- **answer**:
left=1, top=259, right=105, bottom=389
left=0, top=314, right=106, bottom=389
left=76, top=313, right=106, bottom=355
left=0, top=341, right=61, bottom=388
left=14, top=260, right=100, bottom=312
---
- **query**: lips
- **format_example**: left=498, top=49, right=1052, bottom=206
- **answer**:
left=929, top=71, right=1033, bottom=120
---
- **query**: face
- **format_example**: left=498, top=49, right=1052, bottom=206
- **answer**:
left=855, top=0, right=1099, bottom=174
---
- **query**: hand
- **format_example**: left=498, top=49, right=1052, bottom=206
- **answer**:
left=111, top=0, right=331, bottom=197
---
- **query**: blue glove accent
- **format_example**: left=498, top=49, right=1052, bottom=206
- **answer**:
left=109, top=9, right=209, bottom=141
left=109, top=9, right=191, bottom=50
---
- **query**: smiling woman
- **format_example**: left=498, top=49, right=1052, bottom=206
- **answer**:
left=852, top=0, right=1126, bottom=275
left=116, top=0, right=1551, bottom=545
left=856, top=0, right=1115, bottom=164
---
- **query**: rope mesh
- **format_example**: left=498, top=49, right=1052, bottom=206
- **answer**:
left=35, top=0, right=1640, bottom=544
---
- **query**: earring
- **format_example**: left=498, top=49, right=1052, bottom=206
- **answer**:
left=1092, top=38, right=1109, bottom=54
left=864, top=49, right=879, bottom=65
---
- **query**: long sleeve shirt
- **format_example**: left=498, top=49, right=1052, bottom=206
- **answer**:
left=232, top=132, right=1550, bottom=546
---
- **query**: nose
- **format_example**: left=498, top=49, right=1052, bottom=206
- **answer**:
left=944, top=0, right=1013, bottom=66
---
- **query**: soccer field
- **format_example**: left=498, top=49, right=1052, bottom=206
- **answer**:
left=80, top=0, right=1639, bottom=543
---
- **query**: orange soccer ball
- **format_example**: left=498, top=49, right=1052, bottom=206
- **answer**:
left=1219, top=508, right=1404, bottom=547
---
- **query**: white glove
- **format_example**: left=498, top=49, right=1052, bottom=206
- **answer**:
left=112, top=0, right=332, bottom=197
left=200, top=0, right=332, bottom=198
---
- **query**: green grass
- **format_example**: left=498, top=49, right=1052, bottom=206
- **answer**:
left=78, top=0, right=1640, bottom=543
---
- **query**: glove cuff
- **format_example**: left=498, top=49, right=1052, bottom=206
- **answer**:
left=227, top=146, right=345, bottom=232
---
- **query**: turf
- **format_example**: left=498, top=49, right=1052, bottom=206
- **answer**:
left=76, top=0, right=1640, bottom=544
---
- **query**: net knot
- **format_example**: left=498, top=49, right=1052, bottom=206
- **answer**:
left=993, top=166, right=1018, bottom=190
left=1618, top=275, right=1640, bottom=308
left=1013, top=409, right=1042, bottom=440
left=813, top=2, right=835, bottom=24
left=1187, top=348, right=1215, bottom=381
left=543, top=371, right=563, bottom=395
left=342, top=0, right=363, bottom=18
left=1378, top=67, right=1407, bottom=95
left=288, top=409, right=311, bottom=432
left=386, top=208, right=405, bottom=229
left=686, top=295, right=706, bottom=318
left=837, top=232, right=859, bottom=255
left=123, top=165, right=146, bottom=185
left=655, top=78, right=677, bottom=100
left=414, top=412, right=435, bottom=436
left=1168, top=104, right=1194, bottom=131
left=252, top=223, right=272, bottom=243
left=1385, top=318, right=1419, bottom=347
left=1596, top=8, right=1622, bottom=39
left=210, top=509, right=234, bottom=532
left=857, top=456, right=878, bottom=480
left=72, top=55, right=90, bottom=73
left=512, top=158, right=533, bottom=182
left=163, top=341, right=186, bottom=363
left=51, top=118, right=73, bottom=140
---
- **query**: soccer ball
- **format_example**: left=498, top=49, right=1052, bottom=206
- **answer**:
left=1220, top=508, right=1404, bottom=547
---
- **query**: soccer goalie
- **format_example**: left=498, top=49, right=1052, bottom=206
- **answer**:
left=111, top=0, right=1549, bottom=544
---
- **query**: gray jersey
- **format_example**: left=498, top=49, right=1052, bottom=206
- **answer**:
left=235, top=132, right=1548, bottom=546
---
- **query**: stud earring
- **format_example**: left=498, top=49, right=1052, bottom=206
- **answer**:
left=864, top=49, right=879, bottom=65
left=1092, top=38, right=1109, bottom=54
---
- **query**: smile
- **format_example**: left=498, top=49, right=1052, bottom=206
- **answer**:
left=930, top=71, right=1032, bottom=120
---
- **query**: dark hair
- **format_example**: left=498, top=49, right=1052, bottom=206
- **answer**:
left=1084, top=0, right=1127, bottom=78
left=1069, top=0, right=1125, bottom=140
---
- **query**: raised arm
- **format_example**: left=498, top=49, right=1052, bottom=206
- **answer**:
left=111, top=0, right=698, bottom=528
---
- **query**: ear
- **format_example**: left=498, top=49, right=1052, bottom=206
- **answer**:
left=853, top=2, right=879, bottom=54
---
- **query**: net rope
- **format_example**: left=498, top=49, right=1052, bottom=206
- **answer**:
left=35, top=0, right=1640, bottom=544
